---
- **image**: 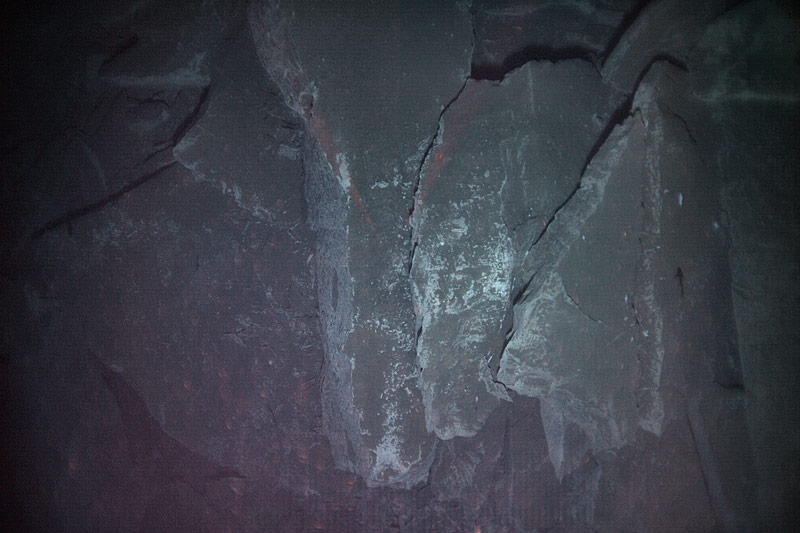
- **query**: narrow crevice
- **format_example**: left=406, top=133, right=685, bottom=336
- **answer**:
left=30, top=161, right=180, bottom=240
left=510, top=55, right=686, bottom=309
left=497, top=328, right=515, bottom=369
left=470, top=0, right=652, bottom=82
left=582, top=54, right=686, bottom=180
left=406, top=77, right=469, bottom=365
left=98, top=33, right=140, bottom=74
left=508, top=179, right=581, bottom=308
left=512, top=277, right=531, bottom=306
left=406, top=240, right=418, bottom=277
left=492, top=374, right=513, bottom=397
left=534, top=182, right=581, bottom=251
left=598, top=0, right=654, bottom=68
left=579, top=94, right=634, bottom=179
left=407, top=21, right=475, bottom=353
left=565, top=291, right=604, bottom=325
left=669, top=110, right=698, bottom=145
left=409, top=3, right=476, bottom=225
left=715, top=379, right=745, bottom=390
left=155, top=84, right=212, bottom=151
left=407, top=77, right=470, bottom=275
left=471, top=43, right=598, bottom=81
left=411, top=79, right=470, bottom=203
left=512, top=263, right=543, bottom=306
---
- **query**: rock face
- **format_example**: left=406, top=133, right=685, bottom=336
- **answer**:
left=4, top=0, right=799, bottom=529
left=248, top=0, right=643, bottom=486
left=247, top=3, right=789, bottom=517
left=249, top=0, right=474, bottom=488
left=411, top=59, right=620, bottom=451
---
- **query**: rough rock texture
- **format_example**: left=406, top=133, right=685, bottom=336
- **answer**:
left=3, top=0, right=798, bottom=530
left=688, top=1, right=800, bottom=525
left=249, top=0, right=475, bottom=487
left=470, top=0, right=637, bottom=77
left=411, top=59, right=620, bottom=450
left=498, top=101, right=646, bottom=480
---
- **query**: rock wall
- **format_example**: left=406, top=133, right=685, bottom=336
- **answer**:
left=248, top=0, right=797, bottom=527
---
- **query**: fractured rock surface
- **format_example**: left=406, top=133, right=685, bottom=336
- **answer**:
left=4, top=0, right=798, bottom=530
left=249, top=0, right=474, bottom=487
left=411, top=59, right=618, bottom=446
left=249, top=4, right=796, bottom=520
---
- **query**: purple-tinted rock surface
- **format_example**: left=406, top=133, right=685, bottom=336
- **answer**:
left=2, top=0, right=797, bottom=530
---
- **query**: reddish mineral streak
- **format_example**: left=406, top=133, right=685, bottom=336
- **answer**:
left=310, top=112, right=379, bottom=242
left=412, top=83, right=489, bottom=230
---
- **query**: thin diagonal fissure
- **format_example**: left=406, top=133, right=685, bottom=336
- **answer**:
left=510, top=55, right=686, bottom=307
left=30, top=161, right=181, bottom=240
